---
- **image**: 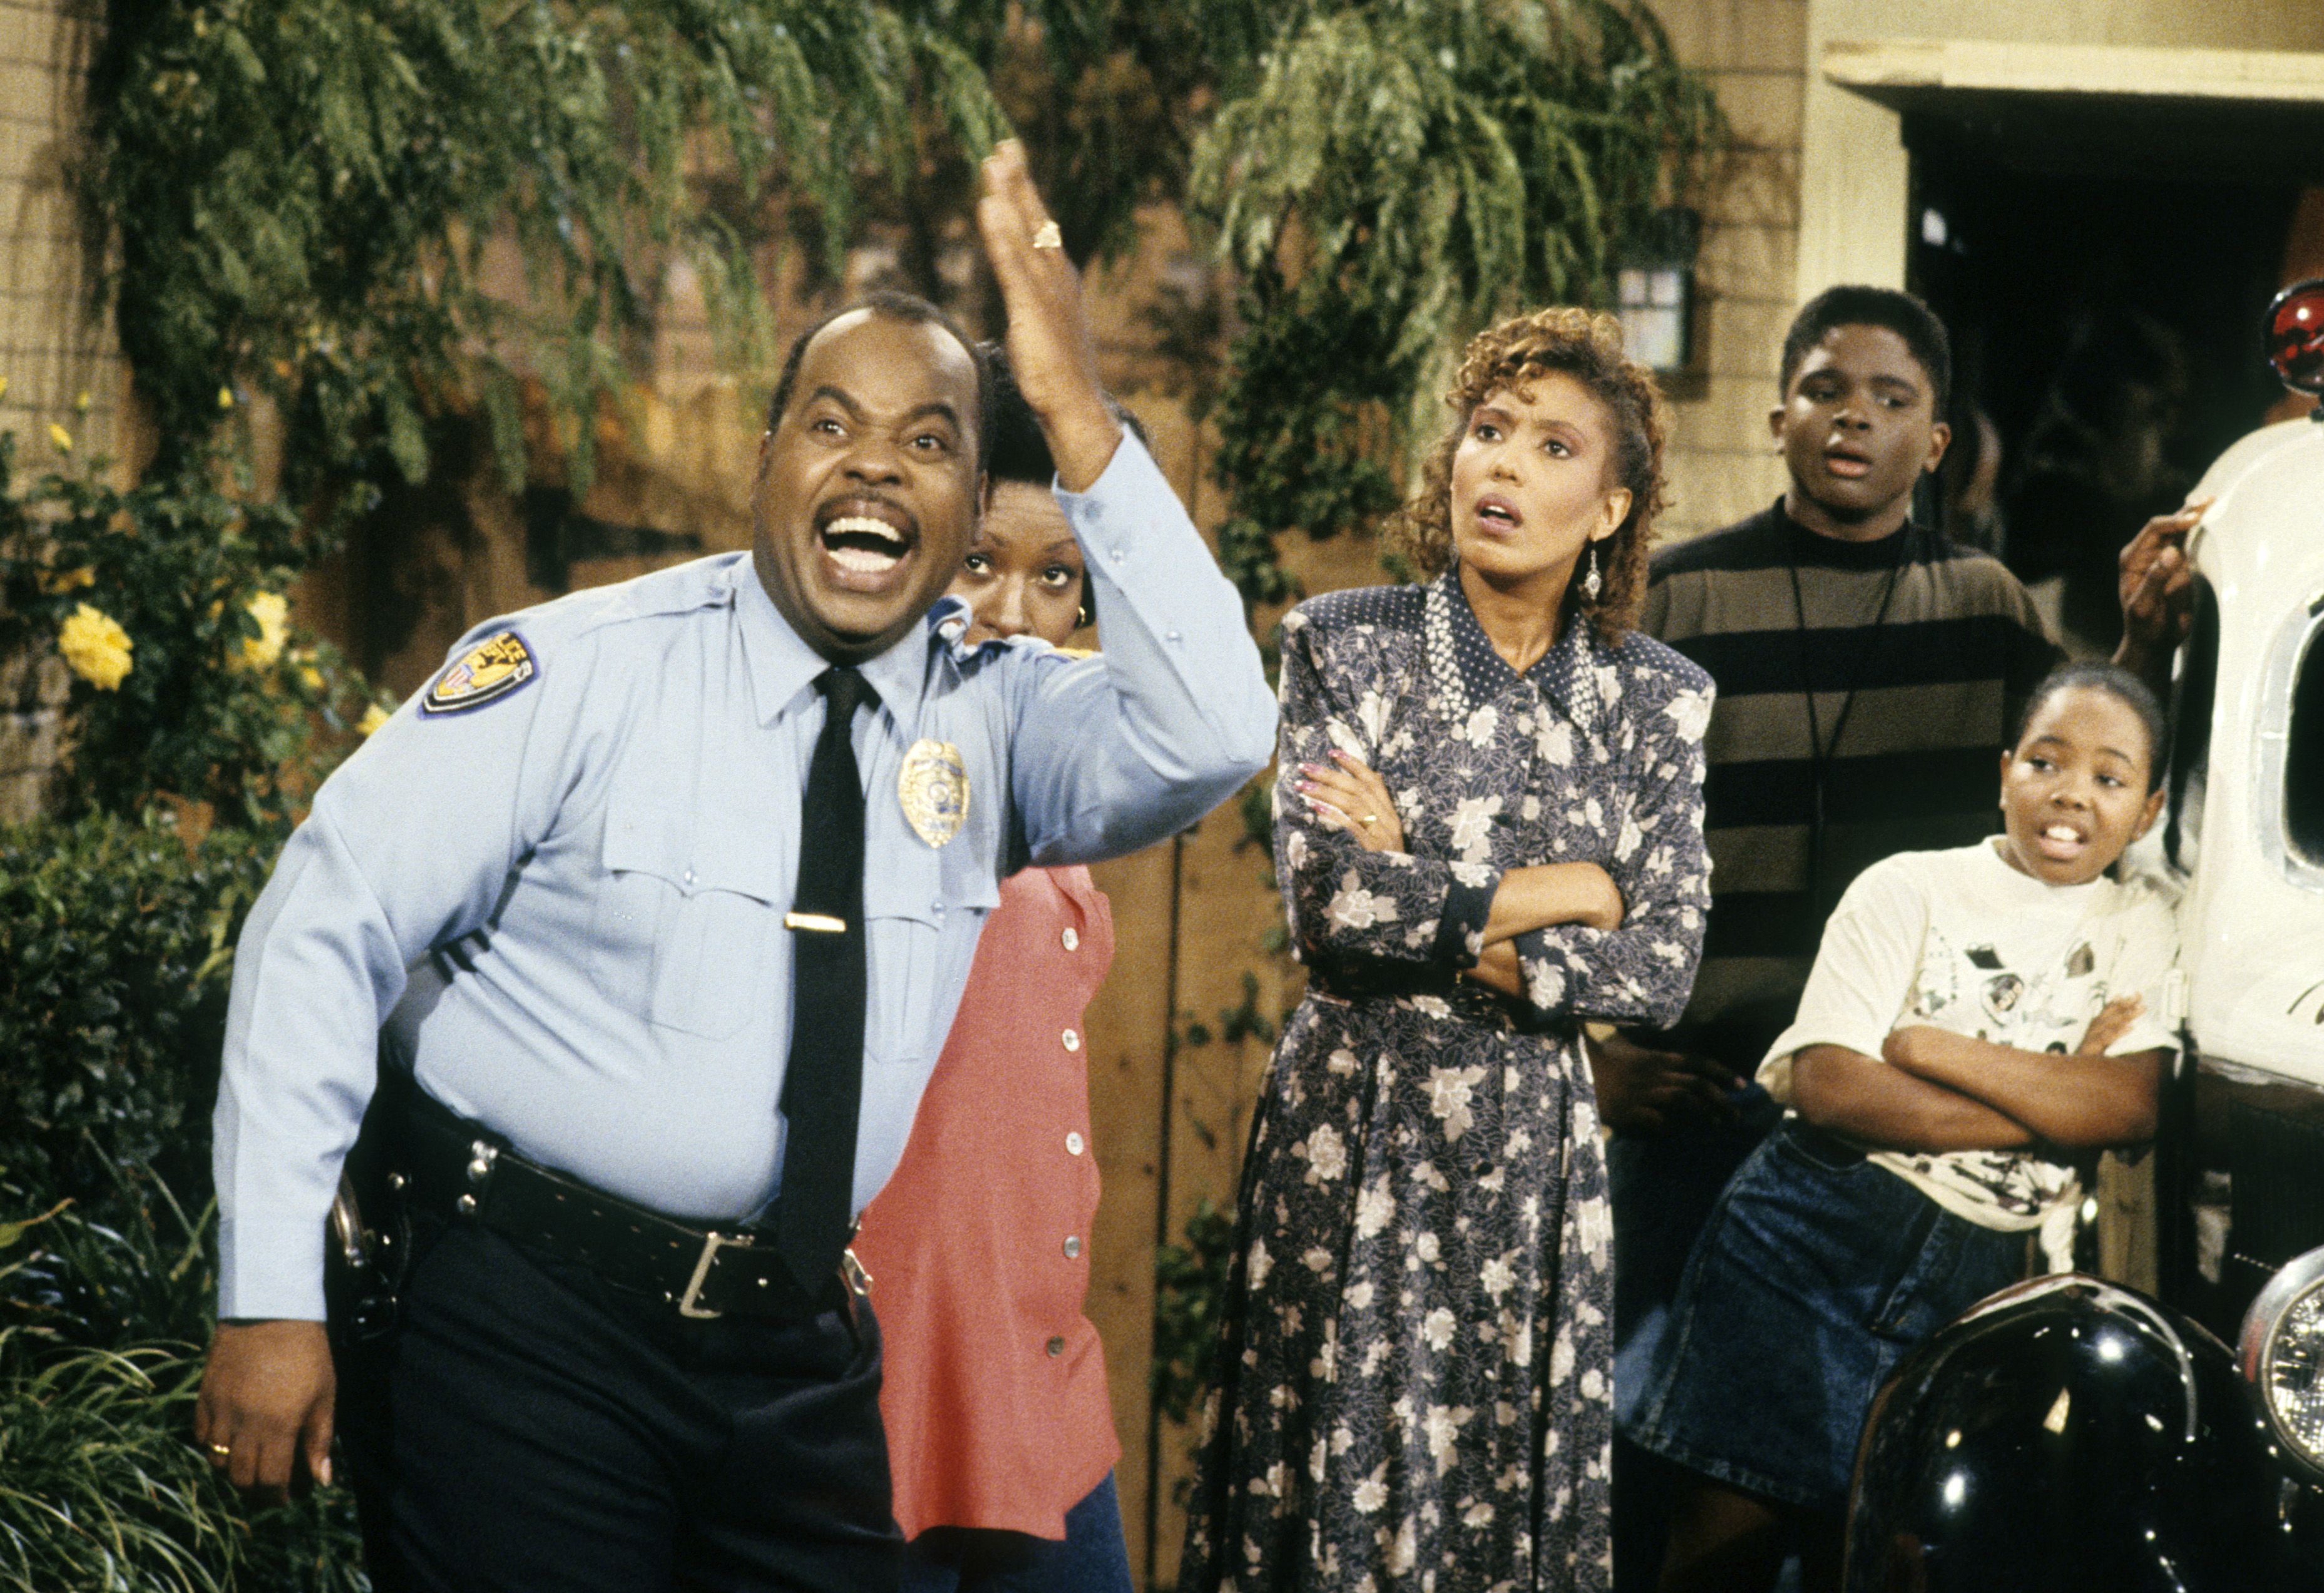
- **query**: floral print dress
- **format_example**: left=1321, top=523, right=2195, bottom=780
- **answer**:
left=1178, top=572, right=1712, bottom=1593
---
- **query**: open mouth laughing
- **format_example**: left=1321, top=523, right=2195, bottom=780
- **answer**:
left=816, top=498, right=918, bottom=586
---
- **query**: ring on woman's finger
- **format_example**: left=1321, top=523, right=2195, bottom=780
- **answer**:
left=208, top=1442, right=233, bottom=1458
left=1031, top=220, right=1063, bottom=250
left=1361, top=813, right=1378, bottom=825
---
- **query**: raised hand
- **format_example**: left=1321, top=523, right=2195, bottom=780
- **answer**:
left=2114, top=500, right=2206, bottom=683
left=975, top=140, right=1120, bottom=491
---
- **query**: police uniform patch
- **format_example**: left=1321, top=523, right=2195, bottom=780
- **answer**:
left=899, top=739, right=969, bottom=848
left=421, top=629, right=538, bottom=714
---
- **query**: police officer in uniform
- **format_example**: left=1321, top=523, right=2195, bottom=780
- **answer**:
left=190, top=143, right=1273, bottom=1592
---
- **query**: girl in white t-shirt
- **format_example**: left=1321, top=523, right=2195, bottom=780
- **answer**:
left=1623, top=662, right=2176, bottom=1593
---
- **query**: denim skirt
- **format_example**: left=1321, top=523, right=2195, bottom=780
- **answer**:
left=1619, top=1117, right=2029, bottom=1513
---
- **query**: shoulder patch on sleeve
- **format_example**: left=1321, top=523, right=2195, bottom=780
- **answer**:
left=421, top=629, right=538, bottom=715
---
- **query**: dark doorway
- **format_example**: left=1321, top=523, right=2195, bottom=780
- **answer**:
left=1905, top=112, right=2310, bottom=656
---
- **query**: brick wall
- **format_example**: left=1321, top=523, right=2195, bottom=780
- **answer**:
left=1653, top=0, right=1810, bottom=545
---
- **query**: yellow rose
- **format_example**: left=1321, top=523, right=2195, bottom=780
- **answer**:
left=48, top=423, right=71, bottom=453
left=58, top=602, right=133, bottom=690
left=357, top=703, right=391, bottom=736
left=218, top=384, right=234, bottom=411
left=234, top=590, right=289, bottom=670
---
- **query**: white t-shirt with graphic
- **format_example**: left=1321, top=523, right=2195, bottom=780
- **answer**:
left=1758, top=841, right=2178, bottom=1261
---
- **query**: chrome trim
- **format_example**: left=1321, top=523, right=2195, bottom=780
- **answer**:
left=2239, top=1242, right=2324, bottom=1482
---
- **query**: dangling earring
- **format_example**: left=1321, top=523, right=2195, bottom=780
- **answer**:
left=1582, top=544, right=1602, bottom=603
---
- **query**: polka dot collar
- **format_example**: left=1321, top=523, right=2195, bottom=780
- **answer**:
left=1420, top=567, right=1597, bottom=730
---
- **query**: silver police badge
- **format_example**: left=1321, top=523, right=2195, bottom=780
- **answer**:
left=899, top=739, right=969, bottom=848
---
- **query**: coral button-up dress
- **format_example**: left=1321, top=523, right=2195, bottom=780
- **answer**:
left=854, top=863, right=1120, bottom=1540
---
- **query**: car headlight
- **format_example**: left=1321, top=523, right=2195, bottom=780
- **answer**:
left=2239, top=1243, right=2324, bottom=1480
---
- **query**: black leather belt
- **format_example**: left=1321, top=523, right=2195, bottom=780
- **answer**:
left=376, top=1072, right=855, bottom=1322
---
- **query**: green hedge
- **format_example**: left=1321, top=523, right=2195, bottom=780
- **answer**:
left=0, top=812, right=268, bottom=1228
left=0, top=1325, right=364, bottom=1593
left=0, top=810, right=369, bottom=1589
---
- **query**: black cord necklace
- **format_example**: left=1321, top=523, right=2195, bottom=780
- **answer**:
left=1786, top=527, right=1906, bottom=915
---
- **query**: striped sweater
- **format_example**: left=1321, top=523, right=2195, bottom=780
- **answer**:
left=1635, top=499, right=2060, bottom=1071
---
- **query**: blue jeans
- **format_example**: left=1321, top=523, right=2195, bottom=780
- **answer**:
left=1623, top=1120, right=2029, bottom=1512
left=899, top=1473, right=1134, bottom=1593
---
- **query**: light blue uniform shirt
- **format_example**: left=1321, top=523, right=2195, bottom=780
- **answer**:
left=215, top=435, right=1273, bottom=1319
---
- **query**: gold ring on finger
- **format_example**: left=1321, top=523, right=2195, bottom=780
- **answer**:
left=1031, top=220, right=1063, bottom=250
left=1361, top=813, right=1378, bottom=825
left=209, top=1442, right=232, bottom=1458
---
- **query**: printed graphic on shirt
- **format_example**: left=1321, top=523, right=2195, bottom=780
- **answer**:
left=1898, top=925, right=2109, bottom=1219
left=899, top=739, right=968, bottom=848
left=421, top=630, right=538, bottom=715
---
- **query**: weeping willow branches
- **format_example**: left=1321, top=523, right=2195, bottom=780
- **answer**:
left=1189, top=0, right=1723, bottom=562
left=86, top=0, right=1011, bottom=494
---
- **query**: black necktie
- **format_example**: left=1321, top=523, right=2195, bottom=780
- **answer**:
left=776, top=666, right=875, bottom=1291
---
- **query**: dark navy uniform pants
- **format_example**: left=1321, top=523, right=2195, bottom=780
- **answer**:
left=335, top=1209, right=902, bottom=1593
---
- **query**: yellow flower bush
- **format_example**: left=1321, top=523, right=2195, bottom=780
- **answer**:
left=358, top=703, right=391, bottom=736
left=48, top=423, right=71, bottom=453
left=234, top=590, right=289, bottom=670
left=58, top=603, right=133, bottom=690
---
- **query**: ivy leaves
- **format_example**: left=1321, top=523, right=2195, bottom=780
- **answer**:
left=87, top=0, right=1010, bottom=496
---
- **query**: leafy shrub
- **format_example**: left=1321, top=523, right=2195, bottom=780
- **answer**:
left=0, top=438, right=385, bottom=834
left=1, top=1168, right=216, bottom=1352
left=1152, top=1196, right=1239, bottom=1427
left=0, top=811, right=272, bottom=1226
left=0, top=1326, right=365, bottom=1593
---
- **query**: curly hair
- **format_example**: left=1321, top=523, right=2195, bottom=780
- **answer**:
left=1382, top=307, right=1670, bottom=643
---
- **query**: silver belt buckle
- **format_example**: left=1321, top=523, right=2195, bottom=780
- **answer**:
left=676, top=1230, right=750, bottom=1319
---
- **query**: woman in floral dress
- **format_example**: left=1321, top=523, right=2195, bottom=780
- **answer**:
left=1177, top=309, right=1712, bottom=1593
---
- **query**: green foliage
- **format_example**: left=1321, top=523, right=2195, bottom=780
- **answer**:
left=0, top=811, right=267, bottom=1227
left=898, top=0, right=1222, bottom=263
left=1189, top=0, right=1724, bottom=597
left=1194, top=0, right=1721, bottom=371
left=1236, top=777, right=1272, bottom=854
left=1, top=1169, right=218, bottom=1353
left=1214, top=970, right=1277, bottom=1048
left=1151, top=1196, right=1238, bottom=1426
left=0, top=1326, right=364, bottom=1593
left=0, top=440, right=386, bottom=832
left=1209, top=273, right=1408, bottom=550
left=0, top=1330, right=232, bottom=1593
left=85, top=0, right=1012, bottom=493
